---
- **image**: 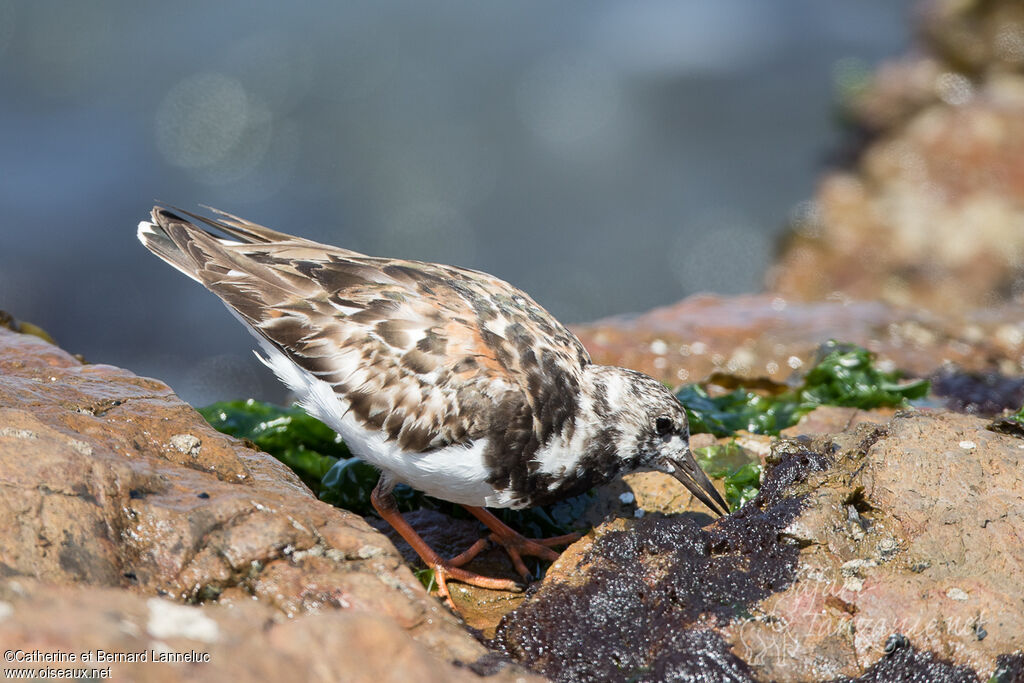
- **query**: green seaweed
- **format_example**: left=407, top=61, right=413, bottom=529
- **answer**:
left=676, top=384, right=802, bottom=437
left=694, top=442, right=761, bottom=511
left=681, top=342, right=928, bottom=512
left=1004, top=404, right=1024, bottom=426
left=677, top=341, right=929, bottom=438
left=800, top=341, right=929, bottom=408
left=414, top=567, right=438, bottom=592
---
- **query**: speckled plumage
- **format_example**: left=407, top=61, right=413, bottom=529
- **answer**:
left=138, top=206, right=728, bottom=517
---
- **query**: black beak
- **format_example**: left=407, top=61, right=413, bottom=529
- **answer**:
left=667, top=452, right=730, bottom=517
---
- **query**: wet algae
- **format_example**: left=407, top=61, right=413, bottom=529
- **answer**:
left=677, top=341, right=928, bottom=438
left=830, top=640, right=1024, bottom=683
left=931, top=368, right=1024, bottom=417
left=676, top=341, right=927, bottom=512
left=489, top=441, right=829, bottom=682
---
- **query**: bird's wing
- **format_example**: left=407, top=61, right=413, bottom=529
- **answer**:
left=139, top=207, right=590, bottom=454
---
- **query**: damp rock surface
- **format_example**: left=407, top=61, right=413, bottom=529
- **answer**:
left=0, top=326, right=539, bottom=682
left=725, top=412, right=1024, bottom=681
left=490, top=440, right=828, bottom=682
left=489, top=409, right=1024, bottom=683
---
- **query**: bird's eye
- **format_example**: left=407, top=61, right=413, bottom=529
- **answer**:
left=655, top=416, right=673, bottom=436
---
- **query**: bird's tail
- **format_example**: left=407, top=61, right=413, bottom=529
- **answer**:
left=137, top=208, right=206, bottom=285
left=137, top=206, right=321, bottom=327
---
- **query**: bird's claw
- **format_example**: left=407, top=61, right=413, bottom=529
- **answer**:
left=426, top=560, right=523, bottom=609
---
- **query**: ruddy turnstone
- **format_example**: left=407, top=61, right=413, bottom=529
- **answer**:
left=138, top=206, right=729, bottom=605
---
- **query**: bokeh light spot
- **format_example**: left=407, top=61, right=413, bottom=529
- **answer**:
left=516, top=54, right=622, bottom=150
left=155, top=72, right=250, bottom=169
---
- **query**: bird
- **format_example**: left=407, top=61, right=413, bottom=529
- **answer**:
left=138, top=206, right=730, bottom=606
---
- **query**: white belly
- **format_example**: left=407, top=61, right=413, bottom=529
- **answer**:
left=340, top=422, right=510, bottom=507
left=247, top=329, right=518, bottom=508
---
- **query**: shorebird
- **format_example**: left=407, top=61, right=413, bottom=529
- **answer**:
left=138, top=206, right=728, bottom=606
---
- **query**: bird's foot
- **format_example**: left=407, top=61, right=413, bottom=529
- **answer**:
left=488, top=529, right=581, bottom=579
left=371, top=483, right=528, bottom=609
left=424, top=528, right=580, bottom=608
left=462, top=506, right=581, bottom=579
left=424, top=543, right=523, bottom=609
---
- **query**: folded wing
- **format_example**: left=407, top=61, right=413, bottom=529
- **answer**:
left=138, top=206, right=591, bottom=455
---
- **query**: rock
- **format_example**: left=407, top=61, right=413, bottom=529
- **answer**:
left=0, top=579, right=487, bottom=683
left=779, top=405, right=894, bottom=438
left=725, top=411, right=1024, bottom=680
left=770, top=86, right=1024, bottom=313
left=839, top=56, right=946, bottom=134
left=767, top=1, right=1024, bottom=315
left=920, top=0, right=1024, bottom=75
left=491, top=411, right=1024, bottom=681
left=491, top=439, right=826, bottom=682
left=0, top=327, right=539, bottom=682
left=571, top=294, right=1024, bottom=386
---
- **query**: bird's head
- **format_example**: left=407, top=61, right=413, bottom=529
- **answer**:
left=585, top=365, right=730, bottom=517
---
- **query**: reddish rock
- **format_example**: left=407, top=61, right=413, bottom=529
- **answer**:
left=920, top=0, right=1024, bottom=75
left=496, top=410, right=1024, bottom=681
left=766, top=0, right=1024, bottom=316
left=725, top=412, right=1024, bottom=680
left=572, top=294, right=1024, bottom=386
left=769, top=88, right=1024, bottom=313
left=0, top=327, right=540, bottom=682
left=779, top=405, right=895, bottom=438
left=841, top=56, right=946, bottom=133
left=0, top=579, right=483, bottom=683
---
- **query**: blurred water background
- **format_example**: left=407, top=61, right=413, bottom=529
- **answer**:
left=0, top=0, right=912, bottom=406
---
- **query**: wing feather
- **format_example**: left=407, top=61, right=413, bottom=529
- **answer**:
left=139, top=206, right=590, bottom=454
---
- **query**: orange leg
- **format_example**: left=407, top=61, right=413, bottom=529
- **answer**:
left=370, top=480, right=520, bottom=608
left=462, top=506, right=581, bottom=579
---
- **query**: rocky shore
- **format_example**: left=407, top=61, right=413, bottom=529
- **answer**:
left=3, top=296, right=1023, bottom=682
left=4, top=1, right=1024, bottom=681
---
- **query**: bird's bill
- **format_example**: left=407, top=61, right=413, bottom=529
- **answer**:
left=667, top=453, right=731, bottom=517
